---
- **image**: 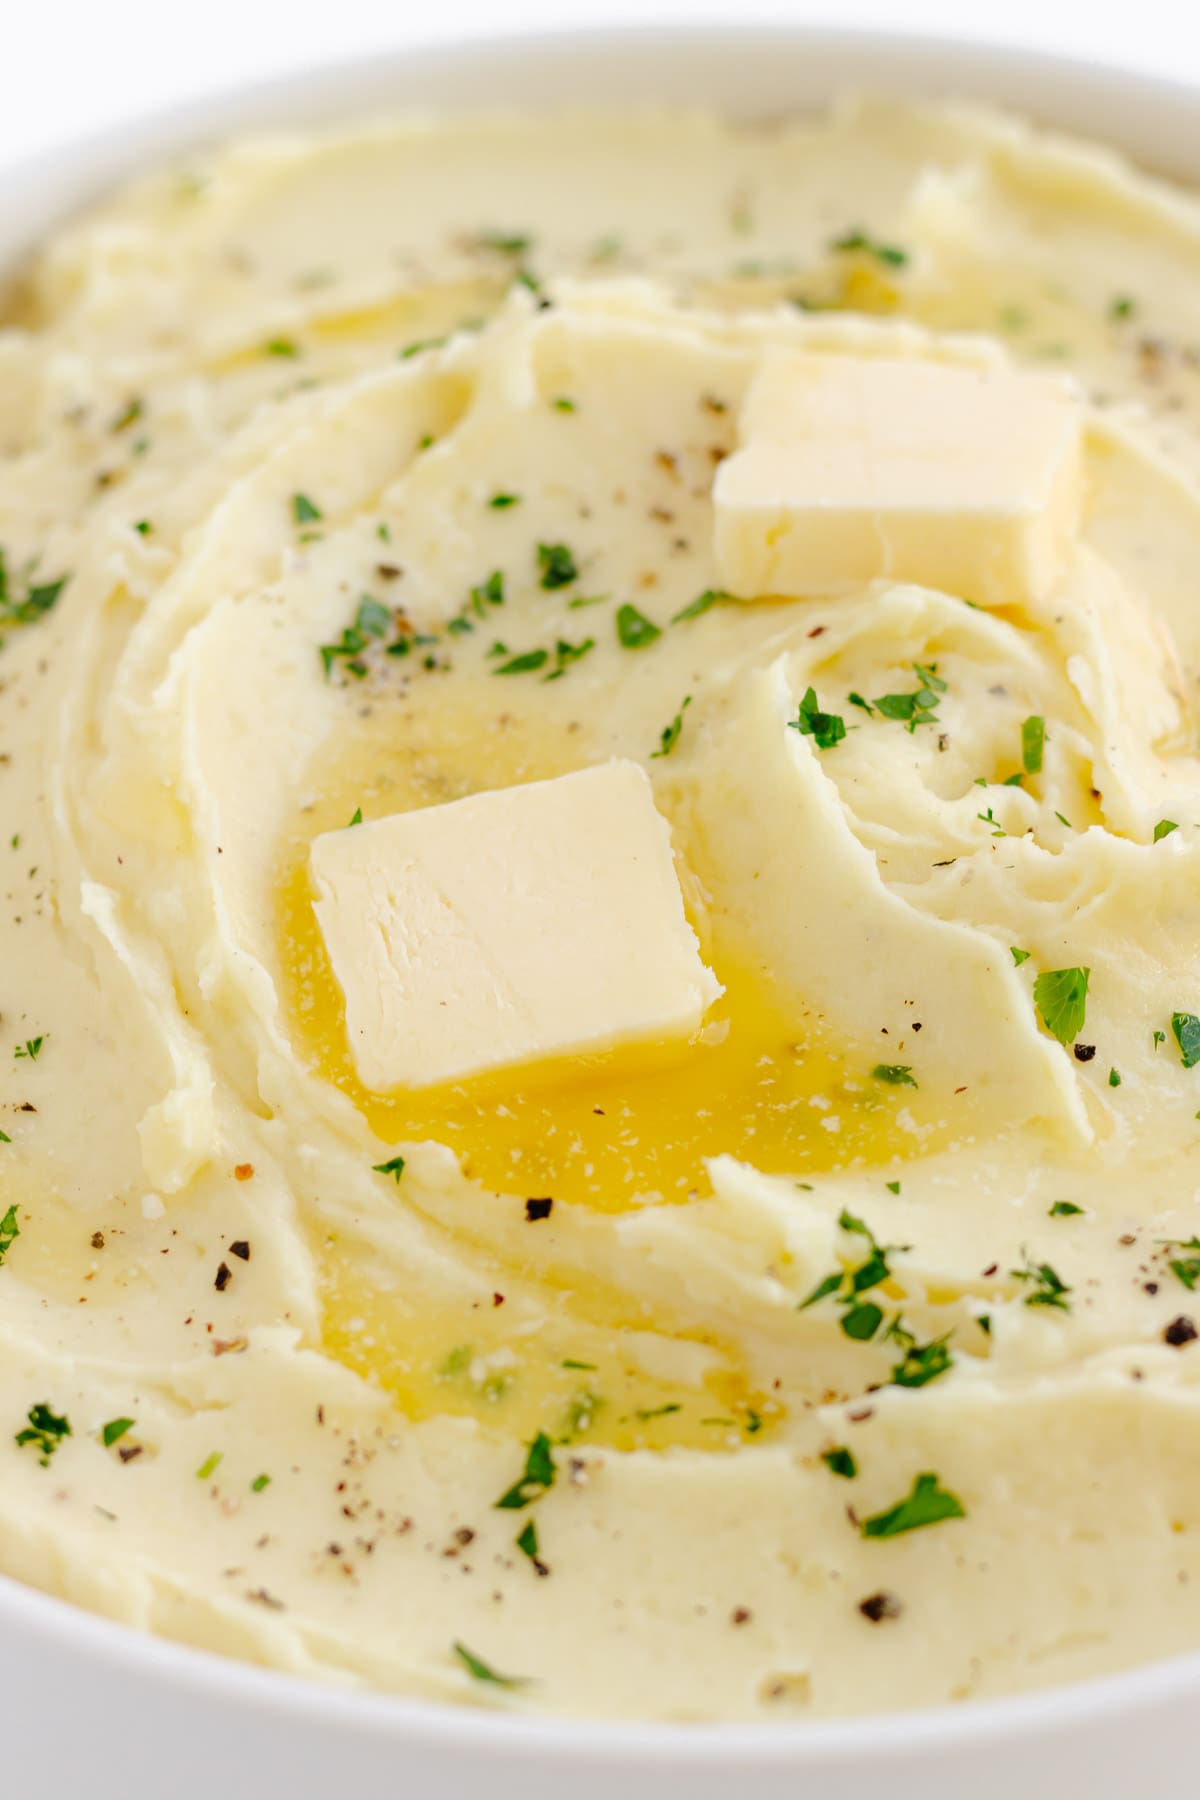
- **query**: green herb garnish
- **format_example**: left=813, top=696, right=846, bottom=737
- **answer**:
left=651, top=696, right=692, bottom=759
left=1033, top=966, right=1090, bottom=1046
left=15, top=1402, right=71, bottom=1466
left=0, top=1205, right=19, bottom=1265
left=291, top=492, right=322, bottom=525
left=789, top=686, right=845, bottom=751
left=495, top=1432, right=556, bottom=1511
left=872, top=1064, right=916, bottom=1088
left=1021, top=715, right=1045, bottom=774
left=873, top=663, right=946, bottom=732
left=1011, top=1252, right=1072, bottom=1311
left=672, top=588, right=730, bottom=623
left=1011, top=948, right=1032, bottom=966
left=822, top=1447, right=857, bottom=1479
left=1049, top=1201, right=1084, bottom=1218
left=1171, top=1012, right=1200, bottom=1069
left=453, top=1641, right=528, bottom=1689
left=861, top=1472, right=965, bottom=1539
left=536, top=543, right=578, bottom=589
left=615, top=603, right=661, bottom=649
left=372, top=1155, right=406, bottom=1182
left=1154, top=819, right=1179, bottom=843
left=493, top=648, right=549, bottom=676
left=830, top=228, right=909, bottom=268
left=102, top=1418, right=135, bottom=1447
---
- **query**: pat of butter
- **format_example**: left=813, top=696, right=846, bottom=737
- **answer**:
left=310, top=761, right=721, bottom=1092
left=713, top=353, right=1084, bottom=606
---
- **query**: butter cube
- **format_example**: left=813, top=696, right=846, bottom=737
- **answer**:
left=310, top=760, right=720, bottom=1092
left=713, top=353, right=1083, bottom=606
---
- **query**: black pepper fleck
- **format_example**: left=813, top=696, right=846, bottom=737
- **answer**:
left=525, top=1197, right=553, bottom=1222
left=1165, top=1316, right=1198, bottom=1348
left=859, top=1591, right=903, bottom=1623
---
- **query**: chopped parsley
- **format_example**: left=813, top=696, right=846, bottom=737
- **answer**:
left=1154, top=819, right=1179, bottom=843
left=543, top=637, right=594, bottom=681
left=888, top=1328, right=953, bottom=1389
left=861, top=1472, right=965, bottom=1538
left=516, top=1519, right=542, bottom=1564
left=291, top=492, right=322, bottom=525
left=1011, top=947, right=1032, bottom=966
left=399, top=336, right=447, bottom=360
left=788, top=686, right=845, bottom=751
left=1162, top=1238, right=1200, bottom=1291
left=672, top=588, right=730, bottom=623
left=822, top=1446, right=857, bottom=1479
left=495, top=1431, right=556, bottom=1511
left=453, top=1641, right=527, bottom=1689
left=536, top=542, right=578, bottom=589
left=470, top=570, right=505, bottom=615
left=800, top=1209, right=907, bottom=1344
left=830, top=228, right=909, bottom=268
left=1033, top=966, right=1090, bottom=1046
left=14, top=1036, right=45, bottom=1061
left=1110, top=294, right=1136, bottom=321
left=489, top=493, right=521, bottom=509
left=0, top=1204, right=19, bottom=1265
left=347, top=807, right=363, bottom=827
left=101, top=1418, right=135, bottom=1448
left=264, top=337, right=299, bottom=358
left=1011, top=1252, right=1072, bottom=1311
left=372, top=1155, right=406, bottom=1183
left=251, top=1473, right=271, bottom=1492
left=872, top=1063, right=916, bottom=1087
left=872, top=663, right=946, bottom=731
left=1171, top=1012, right=1200, bottom=1069
left=15, top=1402, right=71, bottom=1466
left=551, top=396, right=577, bottom=413
left=196, top=1451, right=223, bottom=1480
left=1108, top=1068, right=1122, bottom=1088
left=1021, top=715, right=1045, bottom=775
left=1049, top=1201, right=1084, bottom=1218
left=651, top=696, right=692, bottom=759
left=493, top=648, right=549, bottom=676
left=476, top=230, right=532, bottom=256
left=111, top=397, right=144, bottom=433
left=615, top=603, right=661, bottom=649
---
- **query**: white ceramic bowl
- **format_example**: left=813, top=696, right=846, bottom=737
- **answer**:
left=4, top=27, right=1200, bottom=1800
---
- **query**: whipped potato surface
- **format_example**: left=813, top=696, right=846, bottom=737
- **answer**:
left=4, top=99, right=1200, bottom=1719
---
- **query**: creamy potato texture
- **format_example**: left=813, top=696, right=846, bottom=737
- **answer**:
left=6, top=98, right=1200, bottom=1721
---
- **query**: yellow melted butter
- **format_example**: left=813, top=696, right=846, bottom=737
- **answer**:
left=276, top=681, right=962, bottom=1446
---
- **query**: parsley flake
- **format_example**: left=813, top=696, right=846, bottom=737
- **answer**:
left=1049, top=1201, right=1084, bottom=1218
left=651, top=696, right=692, bottom=759
left=1033, top=966, right=1090, bottom=1046
left=536, top=543, right=579, bottom=589
left=873, top=663, right=946, bottom=731
left=489, top=493, right=521, bottom=509
left=822, top=1446, right=857, bottom=1479
left=1021, top=715, right=1045, bottom=774
left=101, top=1418, right=135, bottom=1448
left=615, top=603, right=661, bottom=649
left=830, top=228, right=909, bottom=268
left=1171, top=1012, right=1200, bottom=1069
left=0, top=1204, right=19, bottom=1265
left=672, top=588, right=730, bottom=624
left=1011, top=1252, right=1072, bottom=1311
left=861, top=1472, right=965, bottom=1538
left=872, top=1063, right=916, bottom=1087
left=495, top=1432, right=556, bottom=1511
left=15, top=1402, right=71, bottom=1466
left=789, top=686, right=845, bottom=751
left=453, top=1641, right=528, bottom=1689
left=372, top=1155, right=406, bottom=1182
left=1011, top=947, right=1032, bottom=966
left=493, top=648, right=549, bottom=676
left=291, top=492, right=322, bottom=525
left=1154, top=819, right=1179, bottom=843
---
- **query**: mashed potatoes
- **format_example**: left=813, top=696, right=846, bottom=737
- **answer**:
left=4, top=97, right=1200, bottom=1720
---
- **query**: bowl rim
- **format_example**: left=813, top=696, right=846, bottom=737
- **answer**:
left=5, top=19, right=1200, bottom=1764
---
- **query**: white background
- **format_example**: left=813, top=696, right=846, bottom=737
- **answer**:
left=5, top=0, right=1200, bottom=168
